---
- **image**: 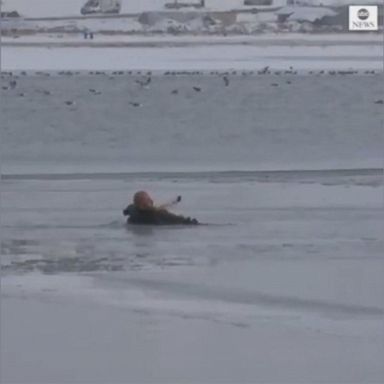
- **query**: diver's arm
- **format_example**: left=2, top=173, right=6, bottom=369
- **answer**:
left=157, top=195, right=182, bottom=210
left=123, top=204, right=135, bottom=216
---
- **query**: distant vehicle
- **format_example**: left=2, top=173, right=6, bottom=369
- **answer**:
left=165, top=0, right=205, bottom=9
left=244, top=0, right=287, bottom=7
left=80, top=0, right=122, bottom=15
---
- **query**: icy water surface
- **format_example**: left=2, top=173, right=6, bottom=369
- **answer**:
left=1, top=73, right=383, bottom=171
left=1, top=74, right=383, bottom=383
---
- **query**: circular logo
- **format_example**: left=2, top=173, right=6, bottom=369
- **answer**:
left=357, top=8, right=369, bottom=20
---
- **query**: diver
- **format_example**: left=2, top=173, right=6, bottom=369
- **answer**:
left=123, top=191, right=199, bottom=225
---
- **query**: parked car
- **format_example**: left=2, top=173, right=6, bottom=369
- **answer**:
left=81, top=0, right=121, bottom=15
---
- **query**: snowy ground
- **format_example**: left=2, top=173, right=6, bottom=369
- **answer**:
left=1, top=74, right=383, bottom=383
left=2, top=0, right=381, bottom=73
left=2, top=0, right=382, bottom=36
left=3, top=33, right=382, bottom=45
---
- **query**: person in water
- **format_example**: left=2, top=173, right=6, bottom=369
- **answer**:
left=123, top=191, right=199, bottom=225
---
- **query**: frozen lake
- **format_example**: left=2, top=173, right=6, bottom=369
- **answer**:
left=2, top=42, right=382, bottom=71
left=1, top=74, right=384, bottom=383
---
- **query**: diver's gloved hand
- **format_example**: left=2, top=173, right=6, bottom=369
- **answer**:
left=123, top=205, right=133, bottom=216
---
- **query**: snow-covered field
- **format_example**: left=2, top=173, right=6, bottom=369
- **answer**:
left=1, top=73, right=383, bottom=382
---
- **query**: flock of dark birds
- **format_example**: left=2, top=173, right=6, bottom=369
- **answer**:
left=1, top=68, right=382, bottom=107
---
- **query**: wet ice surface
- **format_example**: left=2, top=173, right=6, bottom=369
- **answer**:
left=2, top=174, right=384, bottom=383
left=1, top=74, right=384, bottom=383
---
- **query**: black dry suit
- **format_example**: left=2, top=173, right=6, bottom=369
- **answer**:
left=123, top=205, right=199, bottom=225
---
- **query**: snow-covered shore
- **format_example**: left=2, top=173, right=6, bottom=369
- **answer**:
left=2, top=0, right=382, bottom=37
left=2, top=32, right=382, bottom=46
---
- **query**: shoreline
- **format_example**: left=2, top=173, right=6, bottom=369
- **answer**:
left=2, top=167, right=383, bottom=181
left=2, top=32, right=382, bottom=47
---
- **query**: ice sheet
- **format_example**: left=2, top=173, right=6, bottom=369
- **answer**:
left=1, top=73, right=383, bottom=383
left=2, top=43, right=382, bottom=71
